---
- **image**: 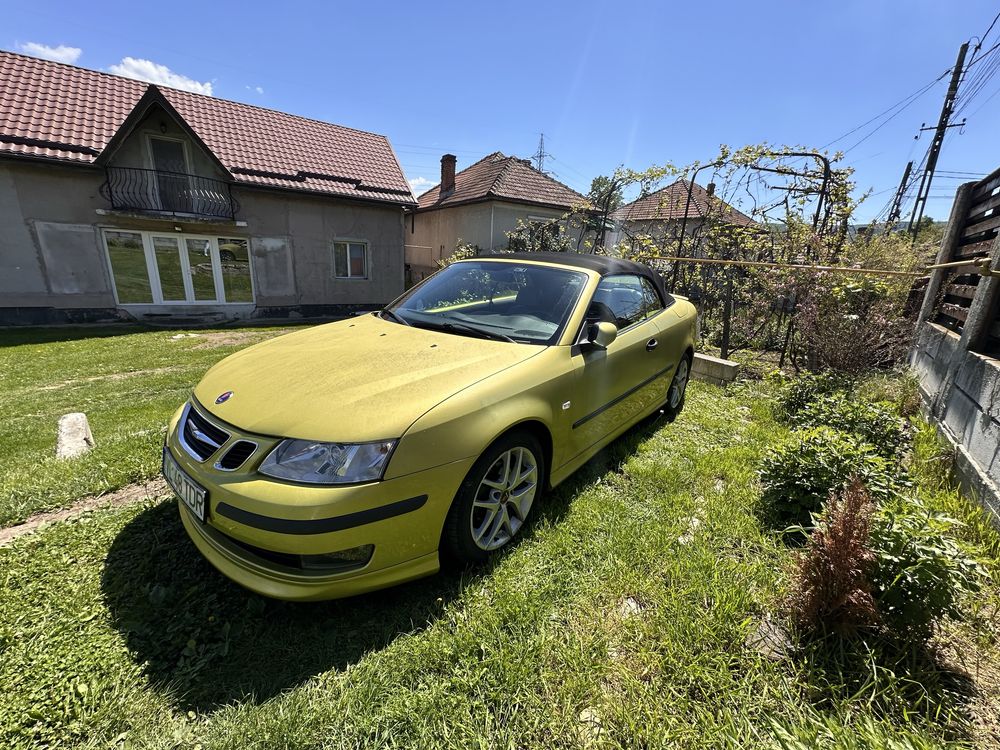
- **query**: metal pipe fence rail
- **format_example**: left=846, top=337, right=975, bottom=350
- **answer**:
left=650, top=255, right=925, bottom=278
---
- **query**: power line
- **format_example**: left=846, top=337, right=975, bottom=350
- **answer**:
left=975, top=10, right=1000, bottom=51
left=821, top=70, right=950, bottom=153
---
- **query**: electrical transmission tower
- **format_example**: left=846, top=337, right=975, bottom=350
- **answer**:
left=907, top=42, right=969, bottom=235
left=532, top=133, right=552, bottom=174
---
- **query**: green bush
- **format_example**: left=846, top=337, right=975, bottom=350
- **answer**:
left=791, top=393, right=907, bottom=459
left=777, top=371, right=853, bottom=420
left=760, top=427, right=907, bottom=525
left=870, top=500, right=985, bottom=640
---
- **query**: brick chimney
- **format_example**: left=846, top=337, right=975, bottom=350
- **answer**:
left=441, top=154, right=456, bottom=195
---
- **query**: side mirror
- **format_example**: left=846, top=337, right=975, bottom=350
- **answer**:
left=586, top=321, right=618, bottom=350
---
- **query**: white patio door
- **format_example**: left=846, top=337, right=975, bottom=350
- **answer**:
left=147, top=234, right=224, bottom=304
left=104, top=229, right=254, bottom=306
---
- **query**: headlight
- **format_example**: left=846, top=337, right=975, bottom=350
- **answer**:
left=258, top=439, right=396, bottom=484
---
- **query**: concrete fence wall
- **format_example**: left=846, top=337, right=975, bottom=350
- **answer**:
left=910, top=177, right=1000, bottom=522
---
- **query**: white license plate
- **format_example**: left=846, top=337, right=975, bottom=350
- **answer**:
left=163, top=447, right=208, bottom=522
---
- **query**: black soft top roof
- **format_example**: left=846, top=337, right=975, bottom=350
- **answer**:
left=481, top=252, right=671, bottom=302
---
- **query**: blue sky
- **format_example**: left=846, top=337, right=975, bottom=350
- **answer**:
left=6, top=0, right=1000, bottom=222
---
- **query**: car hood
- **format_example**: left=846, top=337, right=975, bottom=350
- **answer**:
left=194, top=315, right=542, bottom=442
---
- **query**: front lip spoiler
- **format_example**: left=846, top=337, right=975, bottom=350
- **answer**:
left=216, top=494, right=429, bottom=535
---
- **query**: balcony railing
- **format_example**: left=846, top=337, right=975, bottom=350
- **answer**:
left=102, top=167, right=239, bottom=220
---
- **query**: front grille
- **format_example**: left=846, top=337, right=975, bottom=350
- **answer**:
left=217, top=440, right=256, bottom=470
left=181, top=404, right=230, bottom=461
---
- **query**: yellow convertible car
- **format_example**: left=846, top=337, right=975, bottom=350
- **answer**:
left=163, top=253, right=697, bottom=600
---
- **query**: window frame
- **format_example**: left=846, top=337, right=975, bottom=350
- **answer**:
left=333, top=239, right=370, bottom=280
left=100, top=228, right=255, bottom=306
left=575, top=272, right=669, bottom=345
left=595, top=273, right=664, bottom=330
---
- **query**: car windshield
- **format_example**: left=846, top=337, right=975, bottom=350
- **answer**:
left=386, top=261, right=588, bottom=345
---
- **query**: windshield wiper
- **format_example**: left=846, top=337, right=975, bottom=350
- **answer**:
left=440, top=321, right=516, bottom=343
left=379, top=308, right=411, bottom=326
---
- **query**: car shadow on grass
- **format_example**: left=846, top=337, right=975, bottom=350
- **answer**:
left=101, top=499, right=474, bottom=711
left=100, top=409, right=670, bottom=712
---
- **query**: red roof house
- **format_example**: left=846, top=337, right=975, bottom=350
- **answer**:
left=406, top=152, right=590, bottom=277
left=609, top=179, right=756, bottom=253
left=0, top=50, right=415, bottom=324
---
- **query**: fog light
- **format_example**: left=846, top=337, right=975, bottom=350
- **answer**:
left=300, top=544, right=374, bottom=572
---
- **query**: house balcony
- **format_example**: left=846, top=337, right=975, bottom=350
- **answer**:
left=102, top=167, right=239, bottom=220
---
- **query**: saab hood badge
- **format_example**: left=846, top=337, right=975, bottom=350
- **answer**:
left=216, top=391, right=234, bottom=404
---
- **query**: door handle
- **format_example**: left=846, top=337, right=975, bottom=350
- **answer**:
left=646, top=338, right=658, bottom=352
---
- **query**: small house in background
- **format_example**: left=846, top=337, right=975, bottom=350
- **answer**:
left=405, top=153, right=590, bottom=281
left=0, top=50, right=415, bottom=326
left=608, top=179, right=756, bottom=255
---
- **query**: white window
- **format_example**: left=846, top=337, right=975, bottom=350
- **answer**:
left=334, top=241, right=368, bottom=279
left=102, top=229, right=254, bottom=305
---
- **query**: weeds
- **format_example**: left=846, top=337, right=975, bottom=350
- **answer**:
left=786, top=478, right=878, bottom=634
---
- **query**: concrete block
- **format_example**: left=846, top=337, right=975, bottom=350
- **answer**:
left=56, top=412, right=95, bottom=459
left=691, top=353, right=739, bottom=386
left=941, top=387, right=979, bottom=448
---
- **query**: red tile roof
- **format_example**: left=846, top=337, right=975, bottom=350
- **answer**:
left=0, top=50, right=415, bottom=205
left=416, top=152, right=588, bottom=211
left=614, top=179, right=755, bottom=226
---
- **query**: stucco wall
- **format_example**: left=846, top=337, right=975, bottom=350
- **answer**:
left=405, top=201, right=575, bottom=279
left=0, top=156, right=406, bottom=323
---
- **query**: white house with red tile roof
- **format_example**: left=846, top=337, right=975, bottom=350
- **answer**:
left=0, top=50, right=416, bottom=324
left=405, top=153, right=591, bottom=280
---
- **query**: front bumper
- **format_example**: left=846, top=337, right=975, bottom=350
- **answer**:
left=165, top=403, right=475, bottom=601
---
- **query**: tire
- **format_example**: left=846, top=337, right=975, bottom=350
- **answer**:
left=443, top=430, right=545, bottom=564
left=663, top=352, right=692, bottom=421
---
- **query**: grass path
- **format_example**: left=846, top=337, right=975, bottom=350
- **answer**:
left=0, top=478, right=168, bottom=547
left=2, top=381, right=996, bottom=748
left=0, top=325, right=298, bottom=526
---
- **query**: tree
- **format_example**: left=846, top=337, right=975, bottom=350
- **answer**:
left=588, top=175, right=624, bottom=213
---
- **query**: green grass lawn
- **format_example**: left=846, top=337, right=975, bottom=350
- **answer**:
left=0, top=325, right=299, bottom=526
left=1, top=352, right=998, bottom=748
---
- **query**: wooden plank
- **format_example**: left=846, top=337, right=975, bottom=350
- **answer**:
left=944, top=282, right=980, bottom=300
left=967, top=191, right=1000, bottom=224
left=972, top=169, right=1000, bottom=201
left=938, top=303, right=970, bottom=322
left=962, top=213, right=1000, bottom=239
left=954, top=238, right=995, bottom=259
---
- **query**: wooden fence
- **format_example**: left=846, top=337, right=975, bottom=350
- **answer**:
left=932, top=166, right=1000, bottom=355
left=911, top=164, right=1000, bottom=523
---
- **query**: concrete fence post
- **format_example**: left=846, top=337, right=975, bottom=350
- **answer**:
left=933, top=234, right=1000, bottom=416
left=915, top=182, right=975, bottom=327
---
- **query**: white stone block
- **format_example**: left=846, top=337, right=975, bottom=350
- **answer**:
left=57, top=412, right=95, bottom=459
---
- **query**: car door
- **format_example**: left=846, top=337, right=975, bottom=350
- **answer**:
left=567, top=273, right=674, bottom=457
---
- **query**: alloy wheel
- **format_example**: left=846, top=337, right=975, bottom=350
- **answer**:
left=470, top=446, right=538, bottom=551
left=669, top=357, right=690, bottom=409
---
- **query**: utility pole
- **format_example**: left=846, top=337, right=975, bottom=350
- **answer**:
left=885, top=160, right=913, bottom=232
left=907, top=42, right=969, bottom=236
left=532, top=133, right=551, bottom=174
